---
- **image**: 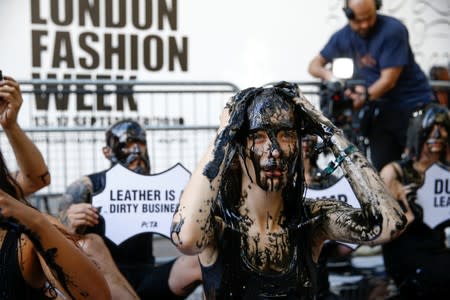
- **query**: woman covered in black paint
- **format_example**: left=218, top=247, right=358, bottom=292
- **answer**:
left=380, top=103, right=450, bottom=299
left=171, top=82, right=406, bottom=299
left=0, top=75, right=110, bottom=299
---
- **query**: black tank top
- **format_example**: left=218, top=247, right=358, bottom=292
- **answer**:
left=0, top=229, right=50, bottom=299
left=201, top=227, right=314, bottom=299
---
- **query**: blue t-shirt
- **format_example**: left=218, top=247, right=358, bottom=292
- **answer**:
left=320, top=14, right=432, bottom=110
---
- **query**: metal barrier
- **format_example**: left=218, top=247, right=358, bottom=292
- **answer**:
left=0, top=80, right=239, bottom=213
left=1, top=79, right=448, bottom=214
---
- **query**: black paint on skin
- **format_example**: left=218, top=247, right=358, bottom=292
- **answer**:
left=218, top=95, right=300, bottom=271
left=197, top=83, right=317, bottom=298
left=236, top=196, right=293, bottom=273
left=188, top=81, right=406, bottom=298
left=170, top=213, right=184, bottom=245
left=2, top=219, right=84, bottom=299
left=202, top=83, right=334, bottom=232
left=246, top=95, right=299, bottom=192
left=38, top=171, right=50, bottom=185
left=336, top=153, right=384, bottom=241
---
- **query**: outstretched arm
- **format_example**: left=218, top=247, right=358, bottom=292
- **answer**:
left=296, top=94, right=407, bottom=245
left=0, top=76, right=50, bottom=195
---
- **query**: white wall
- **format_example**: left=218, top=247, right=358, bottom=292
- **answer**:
left=1, top=0, right=448, bottom=89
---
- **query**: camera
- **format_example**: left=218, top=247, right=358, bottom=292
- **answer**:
left=319, top=80, right=353, bottom=126
left=319, top=79, right=369, bottom=152
left=320, top=79, right=367, bottom=122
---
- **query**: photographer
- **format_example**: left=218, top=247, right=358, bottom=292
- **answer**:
left=308, top=0, right=433, bottom=171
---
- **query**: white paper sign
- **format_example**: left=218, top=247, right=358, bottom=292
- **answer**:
left=92, top=163, right=190, bottom=244
left=306, top=177, right=360, bottom=249
left=416, top=163, right=450, bottom=229
left=305, top=177, right=360, bottom=209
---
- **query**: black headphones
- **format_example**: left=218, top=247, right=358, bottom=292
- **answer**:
left=343, top=0, right=382, bottom=20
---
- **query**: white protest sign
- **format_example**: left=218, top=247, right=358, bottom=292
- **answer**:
left=305, top=177, right=360, bottom=209
left=306, top=177, right=360, bottom=249
left=92, top=163, right=190, bottom=244
left=416, top=163, right=450, bottom=229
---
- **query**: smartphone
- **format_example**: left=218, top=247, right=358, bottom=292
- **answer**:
left=0, top=70, right=3, bottom=81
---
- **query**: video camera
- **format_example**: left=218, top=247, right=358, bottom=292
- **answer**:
left=319, top=80, right=351, bottom=124
left=319, top=78, right=369, bottom=152
left=319, top=79, right=366, bottom=126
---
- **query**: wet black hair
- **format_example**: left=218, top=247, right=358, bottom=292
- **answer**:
left=204, top=81, right=311, bottom=228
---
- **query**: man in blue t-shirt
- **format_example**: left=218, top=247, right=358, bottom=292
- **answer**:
left=308, top=0, right=433, bottom=171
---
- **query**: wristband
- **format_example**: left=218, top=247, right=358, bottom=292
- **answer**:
left=323, top=144, right=358, bottom=175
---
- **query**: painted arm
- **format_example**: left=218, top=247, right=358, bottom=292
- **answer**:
left=0, top=76, right=50, bottom=195
left=171, top=108, right=230, bottom=257
left=380, top=162, right=416, bottom=226
left=296, top=94, right=407, bottom=245
left=0, top=190, right=111, bottom=299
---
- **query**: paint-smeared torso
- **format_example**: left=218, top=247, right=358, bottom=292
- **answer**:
left=201, top=227, right=311, bottom=299
left=240, top=224, right=292, bottom=273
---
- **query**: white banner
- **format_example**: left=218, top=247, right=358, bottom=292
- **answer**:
left=1, top=0, right=447, bottom=128
left=92, top=163, right=190, bottom=244
left=416, top=163, right=450, bottom=229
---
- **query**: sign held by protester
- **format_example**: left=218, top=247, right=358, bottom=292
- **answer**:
left=306, top=177, right=360, bottom=209
left=416, top=163, right=450, bottom=229
left=92, top=163, right=190, bottom=244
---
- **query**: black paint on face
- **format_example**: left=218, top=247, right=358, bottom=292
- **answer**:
left=424, top=124, right=448, bottom=156
left=118, top=141, right=150, bottom=174
left=245, top=96, right=299, bottom=191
